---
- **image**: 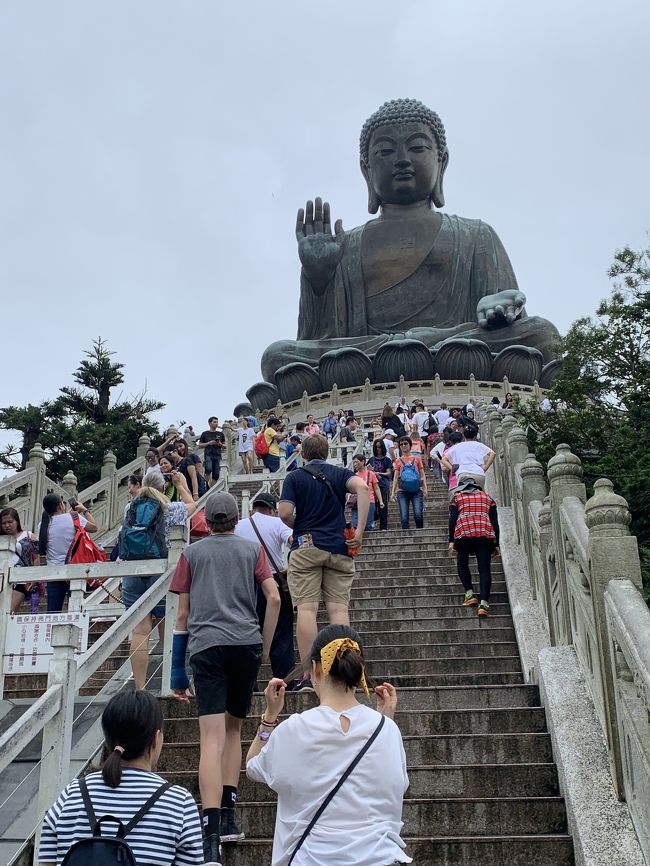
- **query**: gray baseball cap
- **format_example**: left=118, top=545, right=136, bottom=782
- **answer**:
left=204, top=491, right=239, bottom=522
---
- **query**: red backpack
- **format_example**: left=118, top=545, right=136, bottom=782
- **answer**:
left=254, top=430, right=270, bottom=458
left=66, top=513, right=107, bottom=589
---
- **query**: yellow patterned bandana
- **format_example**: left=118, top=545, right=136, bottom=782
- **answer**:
left=319, top=638, right=370, bottom=698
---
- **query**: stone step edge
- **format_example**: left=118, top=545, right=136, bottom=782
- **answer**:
left=170, top=762, right=558, bottom=774
left=229, top=834, right=574, bottom=843
left=162, top=705, right=546, bottom=722
left=223, top=796, right=566, bottom=807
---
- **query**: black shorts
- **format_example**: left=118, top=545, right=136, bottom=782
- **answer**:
left=190, top=644, right=262, bottom=718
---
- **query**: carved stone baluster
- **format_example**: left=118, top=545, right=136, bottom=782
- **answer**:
left=520, top=454, right=547, bottom=596
left=537, top=497, right=556, bottom=644
left=547, top=444, right=586, bottom=646
left=585, top=478, right=643, bottom=798
left=26, top=442, right=47, bottom=534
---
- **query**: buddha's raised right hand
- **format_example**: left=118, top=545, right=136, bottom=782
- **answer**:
left=296, top=197, right=345, bottom=293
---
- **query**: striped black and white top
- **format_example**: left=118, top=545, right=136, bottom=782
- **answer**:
left=38, top=769, right=203, bottom=865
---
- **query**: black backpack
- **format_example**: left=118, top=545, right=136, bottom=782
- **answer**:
left=61, top=777, right=172, bottom=865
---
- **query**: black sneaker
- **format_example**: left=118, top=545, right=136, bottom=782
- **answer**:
left=220, top=808, right=245, bottom=843
left=294, top=676, right=314, bottom=693
left=203, top=832, right=222, bottom=864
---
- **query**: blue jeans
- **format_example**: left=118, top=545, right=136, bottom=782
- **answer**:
left=351, top=502, right=376, bottom=531
left=122, top=574, right=166, bottom=619
left=263, top=454, right=280, bottom=473
left=397, top=490, right=424, bottom=529
left=47, top=581, right=69, bottom=612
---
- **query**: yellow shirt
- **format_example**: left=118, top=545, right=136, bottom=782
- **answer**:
left=264, top=426, right=280, bottom=457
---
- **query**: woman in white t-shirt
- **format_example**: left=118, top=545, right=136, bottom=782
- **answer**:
left=38, top=493, right=98, bottom=612
left=238, top=417, right=255, bottom=474
left=246, top=625, right=411, bottom=866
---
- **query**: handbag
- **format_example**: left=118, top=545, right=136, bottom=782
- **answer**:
left=347, top=470, right=371, bottom=510
left=249, top=514, right=289, bottom=593
left=288, top=715, right=386, bottom=865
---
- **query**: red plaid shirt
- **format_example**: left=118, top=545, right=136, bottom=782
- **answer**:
left=451, top=491, right=496, bottom=540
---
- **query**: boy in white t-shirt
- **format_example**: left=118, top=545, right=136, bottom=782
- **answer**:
left=441, top=424, right=495, bottom=489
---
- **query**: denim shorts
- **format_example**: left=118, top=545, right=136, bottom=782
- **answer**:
left=121, top=575, right=166, bottom=620
left=203, top=454, right=221, bottom=478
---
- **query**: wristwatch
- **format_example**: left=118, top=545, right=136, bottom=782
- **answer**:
left=258, top=728, right=272, bottom=742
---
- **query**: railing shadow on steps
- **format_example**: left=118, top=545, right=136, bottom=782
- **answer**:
left=484, top=404, right=650, bottom=863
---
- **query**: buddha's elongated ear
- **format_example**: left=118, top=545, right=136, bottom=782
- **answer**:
left=432, top=149, right=449, bottom=209
left=360, top=160, right=380, bottom=214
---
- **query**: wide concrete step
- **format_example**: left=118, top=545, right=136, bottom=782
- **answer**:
left=343, top=603, right=512, bottom=620
left=162, top=706, right=548, bottom=741
left=354, top=641, right=521, bottom=661
left=161, top=684, right=541, bottom=717
left=354, top=562, right=504, bottom=577
left=349, top=584, right=508, bottom=599
left=217, top=836, right=574, bottom=866
left=259, top=655, right=521, bottom=679
left=350, top=581, right=509, bottom=611
left=342, top=614, right=514, bottom=632
left=158, top=732, right=552, bottom=771
left=355, top=627, right=517, bottom=646
left=351, top=575, right=507, bottom=590
left=165, top=761, right=561, bottom=800
left=213, top=797, right=568, bottom=838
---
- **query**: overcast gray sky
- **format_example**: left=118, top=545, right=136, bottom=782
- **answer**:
left=1, top=0, right=649, bottom=456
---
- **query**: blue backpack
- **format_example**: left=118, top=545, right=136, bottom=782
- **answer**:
left=399, top=458, right=421, bottom=493
left=61, top=778, right=172, bottom=865
left=119, top=499, right=168, bottom=560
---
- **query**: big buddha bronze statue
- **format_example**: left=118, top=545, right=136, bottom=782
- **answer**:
left=248, top=99, right=559, bottom=409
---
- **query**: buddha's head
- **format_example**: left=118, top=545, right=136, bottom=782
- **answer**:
left=360, top=98, right=449, bottom=213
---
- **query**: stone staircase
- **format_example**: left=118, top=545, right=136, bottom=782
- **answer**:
left=157, top=483, right=575, bottom=865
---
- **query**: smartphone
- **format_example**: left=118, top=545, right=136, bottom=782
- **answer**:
left=68, top=497, right=78, bottom=508
left=163, top=473, right=172, bottom=484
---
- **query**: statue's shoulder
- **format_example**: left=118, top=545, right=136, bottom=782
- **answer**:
left=441, top=213, right=495, bottom=235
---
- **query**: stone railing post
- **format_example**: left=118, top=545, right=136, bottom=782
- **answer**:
left=547, top=443, right=586, bottom=645
left=398, top=375, right=406, bottom=399
left=331, top=384, right=339, bottom=407
left=161, top=524, right=188, bottom=695
left=241, top=490, right=251, bottom=518
left=36, top=624, right=80, bottom=853
left=61, top=470, right=78, bottom=502
left=101, top=450, right=118, bottom=527
left=363, top=378, right=372, bottom=401
left=434, top=373, right=441, bottom=396
left=499, top=415, right=517, bottom=503
left=537, top=496, right=556, bottom=644
left=0, top=535, right=16, bottom=697
left=519, top=454, right=547, bottom=590
left=26, top=442, right=47, bottom=533
left=506, top=426, right=530, bottom=544
left=137, top=434, right=151, bottom=458
left=491, top=416, right=505, bottom=505
left=585, top=478, right=643, bottom=798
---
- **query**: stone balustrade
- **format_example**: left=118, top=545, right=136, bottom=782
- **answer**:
left=485, top=406, right=650, bottom=860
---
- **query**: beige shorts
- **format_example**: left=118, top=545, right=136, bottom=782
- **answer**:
left=456, top=472, right=486, bottom=489
left=288, top=546, right=355, bottom=606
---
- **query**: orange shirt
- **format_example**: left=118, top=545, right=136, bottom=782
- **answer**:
left=355, top=468, right=379, bottom=502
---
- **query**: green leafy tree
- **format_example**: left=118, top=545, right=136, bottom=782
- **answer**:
left=0, top=339, right=164, bottom=489
left=516, top=240, right=650, bottom=597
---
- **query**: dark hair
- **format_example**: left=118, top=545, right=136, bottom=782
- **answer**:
left=175, top=440, right=187, bottom=454
left=101, top=690, right=163, bottom=788
left=462, top=423, right=479, bottom=440
left=39, top=493, right=63, bottom=557
left=311, top=624, right=370, bottom=692
left=267, top=416, right=280, bottom=427
left=128, top=474, right=142, bottom=487
left=352, top=452, right=366, bottom=464
left=208, top=416, right=218, bottom=423
left=449, top=431, right=463, bottom=444
left=398, top=436, right=412, bottom=449
left=159, top=455, right=174, bottom=471
left=290, top=434, right=301, bottom=443
left=372, top=438, right=387, bottom=458
left=302, top=434, right=329, bottom=462
left=146, top=448, right=159, bottom=461
left=0, top=508, right=22, bottom=534
left=295, top=422, right=306, bottom=432
left=206, top=514, right=238, bottom=534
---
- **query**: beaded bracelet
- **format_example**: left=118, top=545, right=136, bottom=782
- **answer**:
left=260, top=716, right=278, bottom=727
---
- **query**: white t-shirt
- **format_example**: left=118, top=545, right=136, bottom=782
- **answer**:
left=447, top=441, right=491, bottom=477
left=431, top=440, right=447, bottom=462
left=465, top=402, right=476, bottom=414
left=238, top=427, right=255, bottom=452
left=45, top=513, right=88, bottom=565
left=247, top=704, right=411, bottom=866
left=235, top=513, right=292, bottom=572
left=411, top=411, right=429, bottom=435
left=382, top=437, right=396, bottom=457
left=434, top=408, right=450, bottom=431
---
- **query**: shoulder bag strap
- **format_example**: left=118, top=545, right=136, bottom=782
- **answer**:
left=287, top=715, right=385, bottom=865
left=78, top=776, right=98, bottom=833
left=299, top=465, right=346, bottom=508
left=123, top=782, right=173, bottom=835
left=249, top=515, right=282, bottom=574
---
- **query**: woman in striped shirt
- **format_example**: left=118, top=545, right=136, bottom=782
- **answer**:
left=39, top=690, right=203, bottom=866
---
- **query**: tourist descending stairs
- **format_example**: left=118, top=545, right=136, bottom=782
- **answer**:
left=156, top=483, right=574, bottom=865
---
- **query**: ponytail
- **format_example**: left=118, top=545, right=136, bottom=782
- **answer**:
left=38, top=494, right=62, bottom=557
left=101, top=690, right=162, bottom=788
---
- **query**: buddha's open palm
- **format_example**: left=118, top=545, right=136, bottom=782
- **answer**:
left=296, top=198, right=345, bottom=287
left=477, top=289, right=526, bottom=328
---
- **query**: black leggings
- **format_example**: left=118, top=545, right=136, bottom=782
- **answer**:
left=378, top=485, right=390, bottom=530
left=454, top=538, right=495, bottom=602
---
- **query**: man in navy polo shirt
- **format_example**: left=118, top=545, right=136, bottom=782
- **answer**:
left=278, top=434, right=370, bottom=691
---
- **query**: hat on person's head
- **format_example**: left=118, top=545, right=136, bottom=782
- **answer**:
left=384, top=430, right=397, bottom=438
left=455, top=477, right=482, bottom=493
left=252, top=492, right=277, bottom=510
left=204, top=491, right=239, bottom=523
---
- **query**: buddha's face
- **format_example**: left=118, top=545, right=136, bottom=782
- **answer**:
left=366, top=121, right=441, bottom=207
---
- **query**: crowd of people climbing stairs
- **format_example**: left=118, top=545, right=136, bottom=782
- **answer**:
left=2, top=401, right=506, bottom=865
